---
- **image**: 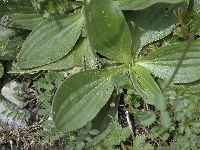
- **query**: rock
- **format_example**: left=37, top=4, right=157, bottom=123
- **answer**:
left=1, top=81, right=24, bottom=108
left=0, top=99, right=30, bottom=130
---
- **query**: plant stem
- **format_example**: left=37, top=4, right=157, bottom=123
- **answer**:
left=178, top=8, right=187, bottom=41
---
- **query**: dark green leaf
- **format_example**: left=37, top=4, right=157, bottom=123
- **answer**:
left=52, top=68, right=117, bottom=132
left=137, top=43, right=200, bottom=83
left=84, top=0, right=132, bottom=65
left=17, top=12, right=84, bottom=69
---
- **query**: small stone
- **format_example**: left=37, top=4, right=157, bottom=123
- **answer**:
left=1, top=81, right=24, bottom=107
left=0, top=100, right=30, bottom=130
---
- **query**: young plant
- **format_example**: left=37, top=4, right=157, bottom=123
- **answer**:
left=1, top=0, right=199, bottom=148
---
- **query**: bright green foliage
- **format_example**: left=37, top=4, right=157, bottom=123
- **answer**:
left=17, top=12, right=84, bottom=69
left=84, top=0, right=132, bottom=65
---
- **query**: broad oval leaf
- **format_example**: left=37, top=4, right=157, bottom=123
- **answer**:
left=84, top=0, right=132, bottom=65
left=116, top=0, right=186, bottom=10
left=129, top=64, right=161, bottom=104
left=137, top=43, right=200, bottom=83
left=13, top=38, right=98, bottom=74
left=17, top=12, right=84, bottom=69
left=124, top=1, right=188, bottom=53
left=52, top=68, right=117, bottom=132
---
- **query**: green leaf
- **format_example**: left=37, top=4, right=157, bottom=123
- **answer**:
left=160, top=111, right=172, bottom=129
left=133, top=134, right=146, bottom=148
left=52, top=68, right=117, bottom=132
left=84, top=0, right=132, bottom=65
left=154, top=93, right=166, bottom=111
left=91, top=91, right=119, bottom=133
left=80, top=128, right=88, bottom=135
left=86, top=121, right=92, bottom=131
left=105, top=121, right=131, bottom=147
left=14, top=38, right=98, bottom=73
left=172, top=100, right=184, bottom=112
left=86, top=127, right=110, bottom=149
left=17, top=12, right=84, bottom=69
left=0, top=1, right=35, bottom=14
left=115, top=0, right=186, bottom=10
left=129, top=64, right=161, bottom=104
left=0, top=25, right=13, bottom=36
left=125, top=1, right=188, bottom=53
left=139, top=112, right=156, bottom=126
left=89, top=129, right=99, bottom=135
left=137, top=43, right=200, bottom=83
left=7, top=13, right=45, bottom=30
left=38, top=109, right=49, bottom=115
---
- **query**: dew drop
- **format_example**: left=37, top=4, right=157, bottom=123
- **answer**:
left=108, top=24, right=111, bottom=26
left=102, top=10, right=105, bottom=13
left=110, top=102, right=115, bottom=107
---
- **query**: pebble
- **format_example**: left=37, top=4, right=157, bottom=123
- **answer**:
left=1, top=81, right=24, bottom=108
left=0, top=99, right=29, bottom=130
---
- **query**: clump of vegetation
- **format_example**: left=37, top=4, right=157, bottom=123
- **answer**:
left=0, top=0, right=200, bottom=149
